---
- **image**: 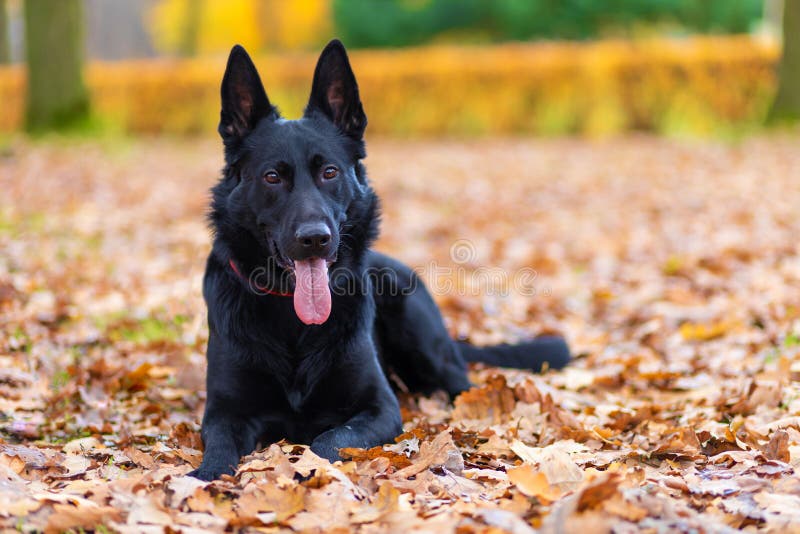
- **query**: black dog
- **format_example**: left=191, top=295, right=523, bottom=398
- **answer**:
left=189, top=40, right=569, bottom=481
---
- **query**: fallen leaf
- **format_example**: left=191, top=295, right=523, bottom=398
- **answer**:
left=511, top=440, right=584, bottom=488
left=765, top=429, right=790, bottom=462
left=452, top=375, right=516, bottom=423
left=394, top=430, right=463, bottom=479
left=236, top=483, right=307, bottom=524
left=45, top=503, right=121, bottom=534
left=350, top=481, right=402, bottom=523
left=507, top=464, right=561, bottom=502
left=576, top=474, right=622, bottom=512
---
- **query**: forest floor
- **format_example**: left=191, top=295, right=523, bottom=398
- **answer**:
left=0, top=135, right=799, bottom=532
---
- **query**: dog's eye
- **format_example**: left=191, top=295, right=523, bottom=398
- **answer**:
left=322, top=166, right=339, bottom=180
left=263, top=171, right=281, bottom=184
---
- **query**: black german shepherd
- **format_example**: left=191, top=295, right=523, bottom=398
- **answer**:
left=190, top=40, right=570, bottom=480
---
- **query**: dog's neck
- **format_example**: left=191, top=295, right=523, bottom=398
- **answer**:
left=227, top=258, right=293, bottom=297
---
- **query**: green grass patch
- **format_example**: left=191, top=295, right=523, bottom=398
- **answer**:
left=50, top=369, right=72, bottom=393
left=100, top=312, right=187, bottom=346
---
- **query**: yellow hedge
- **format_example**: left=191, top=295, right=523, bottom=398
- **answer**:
left=0, top=36, right=779, bottom=137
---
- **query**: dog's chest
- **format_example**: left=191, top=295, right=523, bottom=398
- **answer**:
left=286, top=388, right=304, bottom=413
left=275, top=350, right=331, bottom=413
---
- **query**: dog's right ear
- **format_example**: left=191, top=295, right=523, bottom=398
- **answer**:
left=219, top=45, right=276, bottom=144
left=305, top=40, right=366, bottom=141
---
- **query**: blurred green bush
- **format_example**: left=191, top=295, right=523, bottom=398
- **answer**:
left=333, top=0, right=763, bottom=48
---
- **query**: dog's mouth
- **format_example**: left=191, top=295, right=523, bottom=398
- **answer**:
left=290, top=257, right=332, bottom=325
left=270, top=240, right=336, bottom=326
left=270, top=241, right=337, bottom=270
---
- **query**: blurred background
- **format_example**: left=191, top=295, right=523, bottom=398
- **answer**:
left=0, top=0, right=798, bottom=138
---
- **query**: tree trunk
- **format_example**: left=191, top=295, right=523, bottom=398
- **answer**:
left=769, top=0, right=800, bottom=123
left=24, top=0, right=90, bottom=132
left=0, top=0, right=9, bottom=64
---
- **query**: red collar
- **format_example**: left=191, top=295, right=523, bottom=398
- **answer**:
left=228, top=259, right=293, bottom=297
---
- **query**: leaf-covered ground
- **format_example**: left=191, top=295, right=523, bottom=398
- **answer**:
left=0, top=135, right=799, bottom=532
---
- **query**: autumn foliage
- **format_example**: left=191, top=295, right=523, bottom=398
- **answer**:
left=0, top=35, right=779, bottom=136
left=1, top=135, right=799, bottom=530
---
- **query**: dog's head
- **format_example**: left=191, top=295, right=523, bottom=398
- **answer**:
left=210, top=40, right=378, bottom=325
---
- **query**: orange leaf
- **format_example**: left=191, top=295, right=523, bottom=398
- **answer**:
left=507, top=464, right=561, bottom=503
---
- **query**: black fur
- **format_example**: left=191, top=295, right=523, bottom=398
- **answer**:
left=190, top=40, right=570, bottom=481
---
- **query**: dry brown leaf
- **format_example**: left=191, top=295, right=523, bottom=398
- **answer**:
left=339, top=444, right=413, bottom=469
left=765, top=429, right=790, bottom=462
left=510, top=440, right=584, bottom=489
left=123, top=494, right=173, bottom=527
left=166, top=475, right=208, bottom=507
left=236, top=483, right=307, bottom=523
left=350, top=481, right=402, bottom=523
left=507, top=464, right=561, bottom=503
left=650, top=428, right=702, bottom=459
left=394, top=430, right=462, bottom=479
left=679, top=321, right=729, bottom=341
left=601, top=494, right=648, bottom=521
left=452, top=375, right=516, bottom=423
left=169, top=422, right=203, bottom=450
left=63, top=437, right=103, bottom=455
left=576, top=474, right=622, bottom=512
left=184, top=487, right=219, bottom=515
left=124, top=446, right=156, bottom=469
left=44, top=503, right=121, bottom=534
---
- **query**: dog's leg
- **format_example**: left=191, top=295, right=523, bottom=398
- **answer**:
left=369, top=252, right=472, bottom=397
left=309, top=401, right=402, bottom=463
left=309, top=347, right=402, bottom=463
left=377, top=291, right=473, bottom=398
left=189, top=334, right=266, bottom=481
left=369, top=251, right=568, bottom=395
left=188, top=408, right=260, bottom=480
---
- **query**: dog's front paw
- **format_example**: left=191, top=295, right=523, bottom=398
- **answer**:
left=187, top=464, right=234, bottom=481
left=310, top=432, right=347, bottom=463
left=309, top=441, right=342, bottom=463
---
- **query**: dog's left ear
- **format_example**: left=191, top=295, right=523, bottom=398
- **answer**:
left=305, top=39, right=367, bottom=140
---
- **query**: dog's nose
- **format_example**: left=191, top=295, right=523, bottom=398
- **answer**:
left=295, top=223, right=332, bottom=257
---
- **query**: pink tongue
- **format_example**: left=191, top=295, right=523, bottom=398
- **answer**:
left=293, top=258, right=332, bottom=325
